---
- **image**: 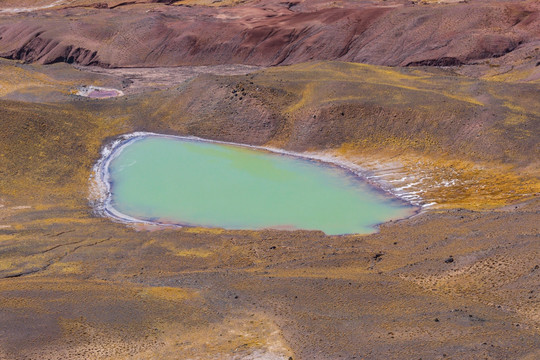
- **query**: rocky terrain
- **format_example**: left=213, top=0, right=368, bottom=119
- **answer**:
left=0, top=0, right=538, bottom=359
left=0, top=0, right=538, bottom=72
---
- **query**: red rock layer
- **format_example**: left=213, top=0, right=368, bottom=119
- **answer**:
left=0, top=0, right=537, bottom=68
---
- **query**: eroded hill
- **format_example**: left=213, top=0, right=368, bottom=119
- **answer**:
left=0, top=0, right=538, bottom=73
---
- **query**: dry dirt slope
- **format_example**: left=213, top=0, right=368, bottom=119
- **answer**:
left=0, top=58, right=538, bottom=359
left=4, top=60, right=537, bottom=207
left=0, top=0, right=538, bottom=70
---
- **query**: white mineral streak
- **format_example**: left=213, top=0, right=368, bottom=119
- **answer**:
left=0, top=0, right=67, bottom=14
left=75, top=86, right=124, bottom=98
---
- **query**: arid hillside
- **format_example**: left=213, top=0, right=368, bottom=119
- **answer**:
left=0, top=1, right=538, bottom=360
left=0, top=0, right=538, bottom=71
left=0, top=60, right=538, bottom=209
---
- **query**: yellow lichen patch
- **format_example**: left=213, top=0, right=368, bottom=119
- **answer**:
left=0, top=60, right=113, bottom=99
left=268, top=61, right=485, bottom=111
left=328, top=145, right=539, bottom=210
left=137, top=286, right=197, bottom=302
left=399, top=159, right=539, bottom=210
left=133, top=313, right=294, bottom=360
left=505, top=113, right=528, bottom=126
left=0, top=65, right=56, bottom=97
left=0, top=296, right=43, bottom=311
left=0, top=234, right=14, bottom=242
left=21, top=217, right=99, bottom=226
left=183, top=227, right=225, bottom=235
left=48, top=261, right=84, bottom=275
left=286, top=82, right=316, bottom=113
left=258, top=266, right=372, bottom=280
left=0, top=278, right=196, bottom=306
left=174, top=248, right=213, bottom=258
left=503, top=102, right=530, bottom=115
left=485, top=67, right=540, bottom=84
left=350, top=62, right=428, bottom=81
left=0, top=259, right=14, bottom=272
left=143, top=239, right=214, bottom=259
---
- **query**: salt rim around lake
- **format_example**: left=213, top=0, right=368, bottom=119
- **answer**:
left=0, top=0, right=66, bottom=14
left=75, top=85, right=124, bottom=99
left=90, top=132, right=421, bottom=235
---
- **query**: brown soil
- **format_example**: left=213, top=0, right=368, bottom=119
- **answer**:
left=0, top=57, right=538, bottom=359
left=0, top=1, right=538, bottom=359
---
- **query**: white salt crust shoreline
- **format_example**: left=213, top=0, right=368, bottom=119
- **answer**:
left=75, top=86, right=124, bottom=98
left=89, top=132, right=428, bottom=233
left=0, top=0, right=66, bottom=14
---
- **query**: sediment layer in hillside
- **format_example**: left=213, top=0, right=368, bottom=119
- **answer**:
left=0, top=0, right=538, bottom=71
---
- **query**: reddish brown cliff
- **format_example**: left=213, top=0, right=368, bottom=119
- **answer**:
left=0, top=0, right=537, bottom=68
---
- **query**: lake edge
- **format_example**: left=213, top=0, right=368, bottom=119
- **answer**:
left=90, top=132, right=422, bottom=235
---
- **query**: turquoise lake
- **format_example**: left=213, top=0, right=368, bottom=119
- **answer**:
left=106, top=135, right=414, bottom=235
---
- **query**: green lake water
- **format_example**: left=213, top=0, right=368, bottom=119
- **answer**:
left=107, top=136, right=413, bottom=235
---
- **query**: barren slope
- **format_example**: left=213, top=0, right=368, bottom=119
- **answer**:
left=0, top=1, right=538, bottom=359
left=0, top=0, right=538, bottom=71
